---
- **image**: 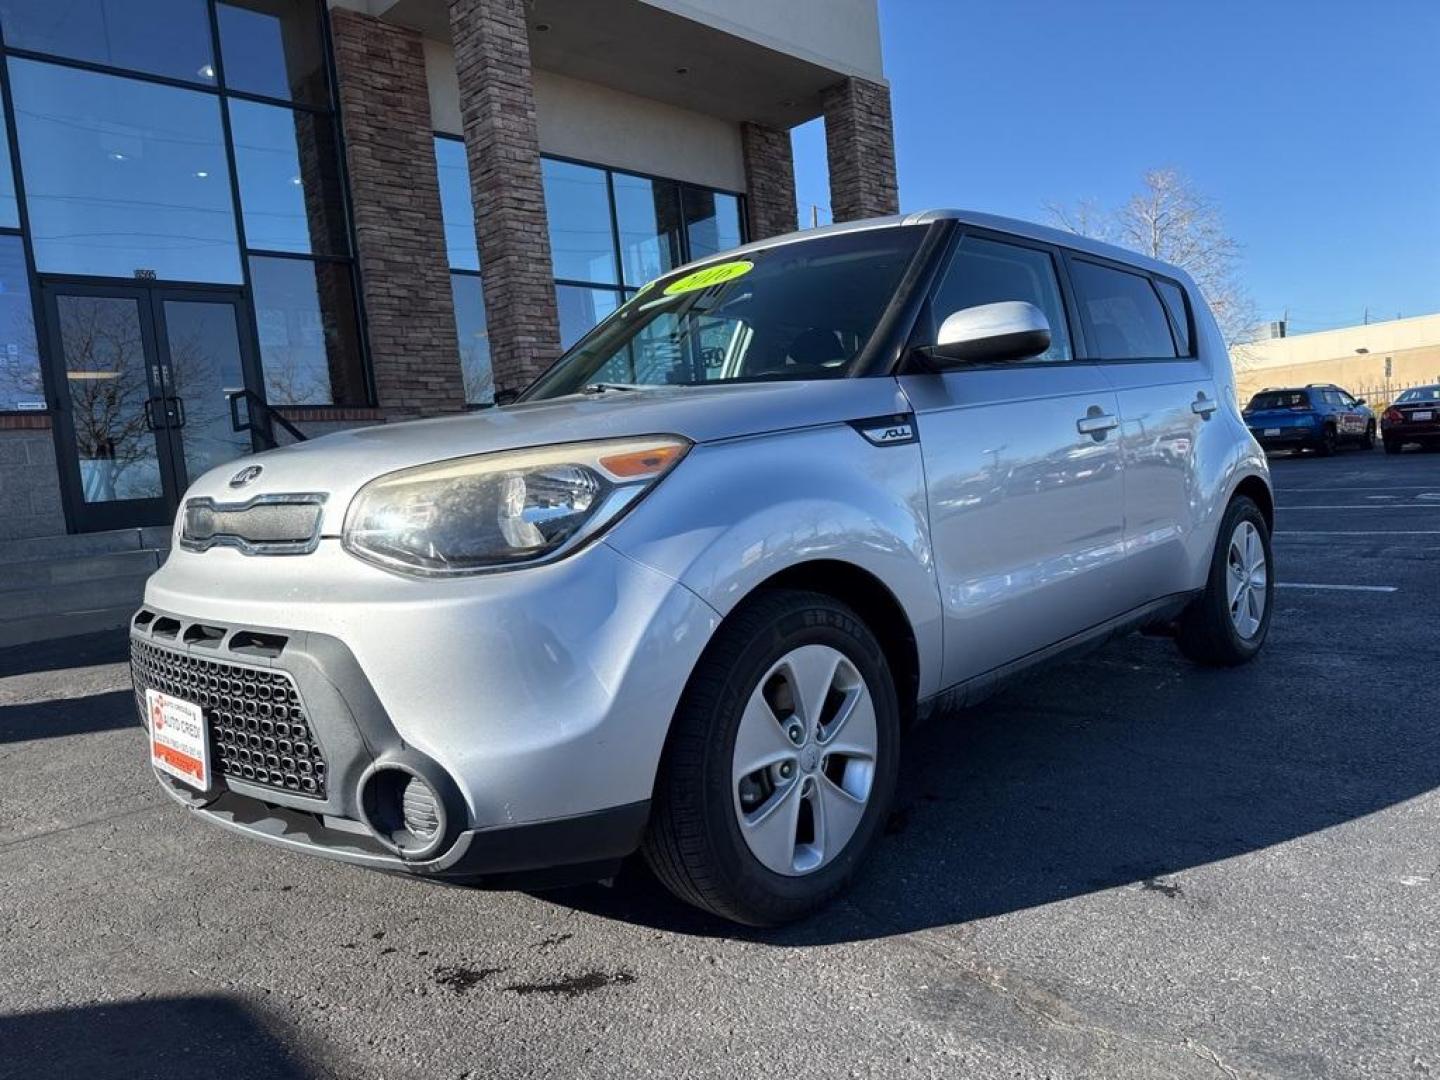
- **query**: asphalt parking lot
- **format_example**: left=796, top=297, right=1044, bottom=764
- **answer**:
left=3, top=445, right=1438, bottom=1080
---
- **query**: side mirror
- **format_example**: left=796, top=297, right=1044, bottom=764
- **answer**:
left=925, top=301, right=1051, bottom=366
left=1354, top=398, right=1367, bottom=406
left=493, top=388, right=520, bottom=406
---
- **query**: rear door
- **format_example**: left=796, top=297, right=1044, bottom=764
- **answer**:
left=1067, top=258, right=1218, bottom=608
left=900, top=229, right=1127, bottom=687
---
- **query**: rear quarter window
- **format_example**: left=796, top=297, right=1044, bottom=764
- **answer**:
left=1153, top=279, right=1193, bottom=356
left=1068, top=260, right=1179, bottom=360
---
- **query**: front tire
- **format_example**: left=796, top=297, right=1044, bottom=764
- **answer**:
left=643, top=589, right=900, bottom=926
left=1363, top=421, right=1376, bottom=450
left=1176, top=496, right=1274, bottom=667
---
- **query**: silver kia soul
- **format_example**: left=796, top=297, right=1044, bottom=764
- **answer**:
left=133, top=210, right=1273, bottom=926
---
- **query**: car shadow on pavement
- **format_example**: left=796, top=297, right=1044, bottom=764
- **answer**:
left=0, top=995, right=315, bottom=1079
left=0, top=689, right=137, bottom=744
left=538, top=633, right=1440, bottom=944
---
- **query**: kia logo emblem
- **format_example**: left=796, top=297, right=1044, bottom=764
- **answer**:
left=229, top=465, right=264, bottom=489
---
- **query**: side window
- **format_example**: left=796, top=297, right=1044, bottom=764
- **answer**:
left=1153, top=278, right=1193, bottom=356
left=932, top=235, right=1072, bottom=362
left=1069, top=260, right=1179, bottom=360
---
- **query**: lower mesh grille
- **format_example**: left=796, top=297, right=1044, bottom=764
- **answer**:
left=131, top=639, right=327, bottom=799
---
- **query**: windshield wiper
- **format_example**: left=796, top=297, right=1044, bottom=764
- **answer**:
left=581, top=382, right=644, bottom=394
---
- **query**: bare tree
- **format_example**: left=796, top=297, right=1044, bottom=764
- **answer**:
left=1046, top=169, right=1259, bottom=357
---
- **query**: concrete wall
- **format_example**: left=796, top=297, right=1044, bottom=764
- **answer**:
left=1232, top=313, right=1440, bottom=405
left=638, top=0, right=884, bottom=81
left=424, top=39, right=745, bottom=191
left=0, top=428, right=66, bottom=541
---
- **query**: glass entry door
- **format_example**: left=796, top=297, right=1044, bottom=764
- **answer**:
left=44, top=284, right=263, bottom=532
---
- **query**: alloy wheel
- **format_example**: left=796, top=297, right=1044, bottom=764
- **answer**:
left=1226, top=520, right=1268, bottom=639
left=731, top=645, right=878, bottom=876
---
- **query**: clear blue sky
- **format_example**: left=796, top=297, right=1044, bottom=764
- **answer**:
left=793, top=0, right=1440, bottom=334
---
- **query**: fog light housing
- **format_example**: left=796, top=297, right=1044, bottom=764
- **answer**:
left=359, top=764, right=451, bottom=860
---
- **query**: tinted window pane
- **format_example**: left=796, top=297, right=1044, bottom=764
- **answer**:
left=0, top=0, right=215, bottom=84
left=217, top=0, right=328, bottom=106
left=451, top=274, right=492, bottom=404
left=10, top=60, right=241, bottom=282
left=613, top=173, right=681, bottom=287
left=933, top=236, right=1072, bottom=361
left=0, top=89, right=17, bottom=228
left=1154, top=279, right=1192, bottom=355
left=0, top=236, right=42, bottom=410
left=229, top=99, right=347, bottom=255
left=435, top=137, right=479, bottom=271
left=683, top=188, right=742, bottom=260
left=162, top=300, right=252, bottom=478
left=1069, top=260, right=1178, bottom=360
left=556, top=284, right=621, bottom=350
left=543, top=159, right=617, bottom=284
left=250, top=255, right=364, bottom=405
left=55, top=295, right=162, bottom=501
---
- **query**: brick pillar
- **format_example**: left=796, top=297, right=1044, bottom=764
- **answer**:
left=449, top=0, right=561, bottom=397
left=741, top=121, right=797, bottom=240
left=821, top=77, right=900, bottom=222
left=330, top=9, right=465, bottom=419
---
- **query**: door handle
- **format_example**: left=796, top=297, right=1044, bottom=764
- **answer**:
left=143, top=397, right=160, bottom=431
left=1192, top=393, right=1219, bottom=418
left=167, top=395, right=187, bottom=428
left=1076, top=411, right=1119, bottom=436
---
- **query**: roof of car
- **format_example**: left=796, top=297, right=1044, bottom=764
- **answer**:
left=712, top=208, right=1190, bottom=284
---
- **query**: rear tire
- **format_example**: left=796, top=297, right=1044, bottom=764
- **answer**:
left=643, top=589, right=900, bottom=926
left=1176, top=496, right=1274, bottom=667
left=1317, top=424, right=1338, bottom=456
left=1384, top=438, right=1403, bottom=455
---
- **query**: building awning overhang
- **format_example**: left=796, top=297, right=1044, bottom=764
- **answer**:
left=368, top=0, right=873, bottom=128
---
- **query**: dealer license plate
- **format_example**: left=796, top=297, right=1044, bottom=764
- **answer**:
left=146, top=688, right=210, bottom=791
left=1413, top=410, right=1433, bottom=421
left=1263, top=428, right=1280, bottom=437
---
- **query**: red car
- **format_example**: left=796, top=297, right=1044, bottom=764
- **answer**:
left=1381, top=385, right=1440, bottom=454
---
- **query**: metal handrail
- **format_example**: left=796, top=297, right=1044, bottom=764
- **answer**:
left=227, top=388, right=309, bottom=448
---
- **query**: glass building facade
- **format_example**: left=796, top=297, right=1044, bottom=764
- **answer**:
left=0, top=2, right=745, bottom=533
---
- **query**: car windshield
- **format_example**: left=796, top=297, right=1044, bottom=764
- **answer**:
left=524, top=226, right=926, bottom=399
left=1396, top=387, right=1440, bottom=403
left=1248, top=391, right=1311, bottom=410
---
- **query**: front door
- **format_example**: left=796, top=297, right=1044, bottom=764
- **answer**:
left=900, top=229, right=1129, bottom=689
left=44, top=284, right=262, bottom=532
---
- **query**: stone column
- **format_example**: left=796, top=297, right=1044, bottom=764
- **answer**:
left=741, top=121, right=797, bottom=240
left=330, top=8, right=465, bottom=419
left=821, top=77, right=900, bottom=222
left=448, top=0, right=562, bottom=397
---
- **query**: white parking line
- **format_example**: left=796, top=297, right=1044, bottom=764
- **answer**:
left=1276, top=582, right=1399, bottom=593
left=1277, top=530, right=1440, bottom=536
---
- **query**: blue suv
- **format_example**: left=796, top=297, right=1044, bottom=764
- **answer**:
left=1243, top=384, right=1376, bottom=455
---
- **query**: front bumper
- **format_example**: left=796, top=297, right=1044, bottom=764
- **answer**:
left=133, top=539, right=720, bottom=880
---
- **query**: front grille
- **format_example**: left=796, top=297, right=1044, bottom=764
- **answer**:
left=131, top=639, right=327, bottom=799
left=180, top=494, right=325, bottom=555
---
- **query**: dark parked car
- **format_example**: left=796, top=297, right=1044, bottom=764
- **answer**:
left=1381, top=385, right=1440, bottom=454
left=1242, top=384, right=1375, bottom=455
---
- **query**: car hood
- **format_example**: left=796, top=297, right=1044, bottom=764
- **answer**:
left=187, top=378, right=912, bottom=533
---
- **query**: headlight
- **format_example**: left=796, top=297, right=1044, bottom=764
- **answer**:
left=342, top=436, right=689, bottom=576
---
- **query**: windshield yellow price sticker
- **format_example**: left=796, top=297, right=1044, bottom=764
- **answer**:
left=662, top=260, right=754, bottom=296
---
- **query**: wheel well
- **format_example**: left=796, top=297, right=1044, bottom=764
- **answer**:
left=751, top=560, right=921, bottom=726
left=1233, top=475, right=1274, bottom=532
